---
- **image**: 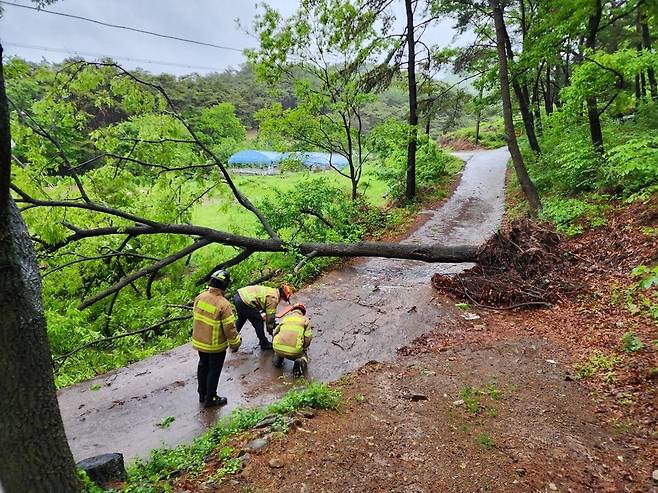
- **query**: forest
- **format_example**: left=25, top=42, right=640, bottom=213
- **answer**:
left=0, top=0, right=657, bottom=491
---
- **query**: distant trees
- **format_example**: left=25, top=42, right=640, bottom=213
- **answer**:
left=249, top=0, right=398, bottom=200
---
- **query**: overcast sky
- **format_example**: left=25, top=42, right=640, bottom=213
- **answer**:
left=0, top=0, right=465, bottom=75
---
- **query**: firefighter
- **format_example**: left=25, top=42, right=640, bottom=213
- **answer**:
left=192, top=269, right=241, bottom=408
left=272, top=303, right=312, bottom=377
left=233, top=284, right=293, bottom=350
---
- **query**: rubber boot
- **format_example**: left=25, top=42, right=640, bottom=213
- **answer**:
left=204, top=395, right=228, bottom=408
left=292, top=357, right=307, bottom=377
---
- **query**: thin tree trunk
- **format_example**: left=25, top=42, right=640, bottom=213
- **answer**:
left=489, top=0, right=541, bottom=215
left=503, top=27, right=541, bottom=153
left=640, top=15, right=657, bottom=100
left=475, top=85, right=483, bottom=145
left=532, top=71, right=542, bottom=135
left=544, top=64, right=553, bottom=114
left=585, top=0, right=604, bottom=153
left=0, top=44, right=82, bottom=493
left=405, top=0, right=418, bottom=202
left=425, top=116, right=431, bottom=135
left=635, top=73, right=642, bottom=102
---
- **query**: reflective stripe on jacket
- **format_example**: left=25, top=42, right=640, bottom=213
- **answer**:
left=192, top=287, right=241, bottom=353
left=272, top=310, right=312, bottom=358
left=237, top=285, right=280, bottom=331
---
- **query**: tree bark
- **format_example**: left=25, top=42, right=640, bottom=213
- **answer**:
left=405, top=0, right=418, bottom=202
left=585, top=0, right=604, bottom=152
left=639, top=14, right=657, bottom=100
left=475, top=85, right=483, bottom=145
left=0, top=45, right=81, bottom=492
left=489, top=0, right=541, bottom=215
left=544, top=64, right=553, bottom=114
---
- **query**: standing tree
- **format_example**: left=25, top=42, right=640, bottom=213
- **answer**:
left=249, top=0, right=396, bottom=200
left=489, top=0, right=541, bottom=213
left=0, top=42, right=82, bottom=493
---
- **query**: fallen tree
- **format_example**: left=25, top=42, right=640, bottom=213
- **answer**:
left=9, top=61, right=478, bottom=315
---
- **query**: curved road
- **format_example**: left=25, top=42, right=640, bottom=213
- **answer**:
left=57, top=148, right=509, bottom=462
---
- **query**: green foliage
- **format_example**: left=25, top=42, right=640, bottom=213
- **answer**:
left=620, top=332, right=644, bottom=353
left=476, top=432, right=495, bottom=450
left=156, top=416, right=176, bottom=429
left=540, top=197, right=607, bottom=235
left=628, top=264, right=658, bottom=321
left=368, top=120, right=459, bottom=201
left=459, top=386, right=482, bottom=415
left=124, top=383, right=340, bottom=492
left=442, top=120, right=506, bottom=150
left=79, top=470, right=109, bottom=493
left=574, top=351, right=621, bottom=380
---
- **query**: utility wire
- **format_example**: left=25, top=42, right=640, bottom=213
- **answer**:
left=0, top=0, right=245, bottom=52
left=4, top=42, right=224, bottom=71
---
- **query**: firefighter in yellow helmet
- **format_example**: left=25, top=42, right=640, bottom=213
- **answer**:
left=192, top=269, right=241, bottom=408
left=233, top=284, right=293, bottom=350
left=272, top=303, right=312, bottom=377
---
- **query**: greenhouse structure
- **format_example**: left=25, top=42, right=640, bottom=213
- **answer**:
left=227, top=150, right=348, bottom=172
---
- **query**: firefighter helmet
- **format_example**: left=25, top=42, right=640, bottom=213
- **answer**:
left=209, top=269, right=231, bottom=290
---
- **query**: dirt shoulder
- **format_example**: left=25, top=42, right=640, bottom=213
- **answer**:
left=212, top=336, right=640, bottom=493
left=194, top=197, right=657, bottom=493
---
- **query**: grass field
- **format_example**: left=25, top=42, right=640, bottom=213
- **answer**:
left=190, top=167, right=389, bottom=267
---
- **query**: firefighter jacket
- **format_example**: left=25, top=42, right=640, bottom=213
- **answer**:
left=192, top=287, right=241, bottom=353
left=237, top=285, right=280, bottom=332
left=272, top=309, right=312, bottom=359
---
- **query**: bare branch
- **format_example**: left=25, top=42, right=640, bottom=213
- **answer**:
left=78, top=239, right=212, bottom=310
left=55, top=314, right=191, bottom=367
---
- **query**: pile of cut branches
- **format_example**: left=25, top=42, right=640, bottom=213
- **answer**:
left=432, top=218, right=586, bottom=308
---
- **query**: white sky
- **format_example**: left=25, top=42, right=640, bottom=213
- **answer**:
left=0, top=0, right=467, bottom=75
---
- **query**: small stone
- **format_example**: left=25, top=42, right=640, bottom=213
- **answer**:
left=548, top=483, right=558, bottom=491
left=255, top=414, right=279, bottom=428
left=268, top=458, right=284, bottom=469
left=246, top=437, right=269, bottom=451
left=296, top=408, right=316, bottom=419
left=652, top=469, right=658, bottom=483
left=452, top=399, right=465, bottom=406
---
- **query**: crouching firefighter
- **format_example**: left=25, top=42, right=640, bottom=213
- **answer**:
left=233, top=284, right=293, bottom=350
left=272, top=303, right=312, bottom=377
left=192, top=269, right=241, bottom=408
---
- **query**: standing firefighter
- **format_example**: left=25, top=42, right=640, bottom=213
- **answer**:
left=273, top=303, right=312, bottom=377
left=233, top=284, right=293, bottom=350
left=192, top=269, right=241, bottom=408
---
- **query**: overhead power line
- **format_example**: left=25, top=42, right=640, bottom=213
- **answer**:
left=4, top=42, right=225, bottom=72
left=0, top=0, right=245, bottom=52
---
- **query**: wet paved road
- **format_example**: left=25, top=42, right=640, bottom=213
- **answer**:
left=57, top=148, right=509, bottom=462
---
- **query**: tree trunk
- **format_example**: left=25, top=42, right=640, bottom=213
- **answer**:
left=0, top=44, right=81, bottom=493
left=532, top=73, right=542, bottom=135
left=640, top=16, right=657, bottom=100
left=475, top=85, right=483, bottom=145
left=405, top=0, right=418, bottom=202
left=503, top=24, right=541, bottom=153
left=544, top=64, right=553, bottom=114
left=425, top=116, right=431, bottom=135
left=635, top=73, right=643, bottom=102
left=489, top=0, right=541, bottom=215
left=585, top=0, right=604, bottom=153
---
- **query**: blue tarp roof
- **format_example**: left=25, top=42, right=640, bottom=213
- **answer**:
left=228, top=150, right=348, bottom=169
left=228, top=150, right=284, bottom=166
